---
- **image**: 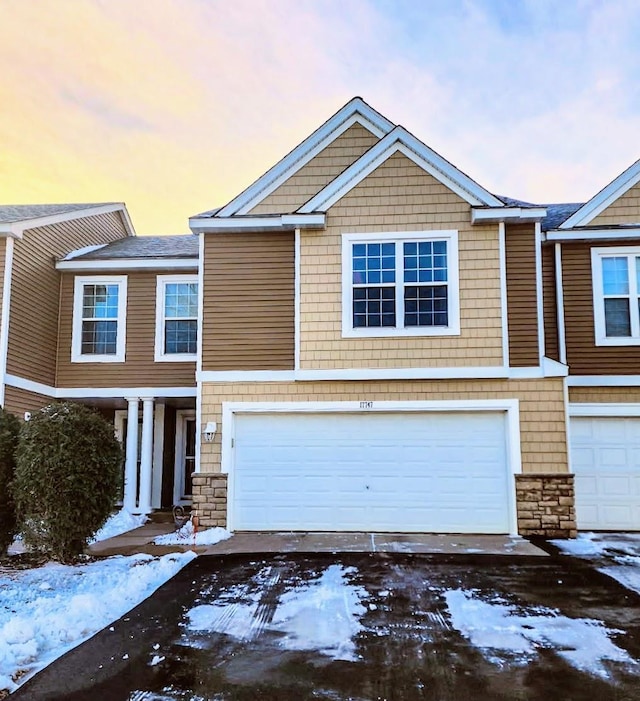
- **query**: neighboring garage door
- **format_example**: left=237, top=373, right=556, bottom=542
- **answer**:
left=570, top=417, right=640, bottom=530
left=232, top=411, right=511, bottom=533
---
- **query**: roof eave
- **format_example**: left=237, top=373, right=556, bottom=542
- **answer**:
left=471, top=207, right=547, bottom=224
left=189, top=213, right=326, bottom=234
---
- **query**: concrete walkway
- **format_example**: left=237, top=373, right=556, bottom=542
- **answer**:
left=87, top=522, right=548, bottom=557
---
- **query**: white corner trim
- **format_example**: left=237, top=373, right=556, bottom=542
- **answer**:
left=567, top=375, right=640, bottom=387
left=498, top=222, right=509, bottom=367
left=196, top=234, right=204, bottom=376
left=299, top=126, right=503, bottom=213
left=57, top=257, right=198, bottom=271
left=545, top=228, right=640, bottom=242
left=542, top=357, right=569, bottom=377
left=216, top=98, right=394, bottom=217
left=189, top=213, right=325, bottom=233
left=0, top=238, right=15, bottom=406
left=555, top=243, right=567, bottom=365
left=471, top=207, right=547, bottom=224
left=294, top=228, right=301, bottom=371
left=0, top=203, right=136, bottom=238
left=4, top=374, right=197, bottom=399
left=71, top=275, right=128, bottom=363
left=154, top=273, right=199, bottom=362
left=535, top=222, right=545, bottom=365
left=568, top=402, right=640, bottom=417
left=560, top=159, right=640, bottom=229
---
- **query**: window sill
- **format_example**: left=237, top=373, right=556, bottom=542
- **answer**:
left=342, top=325, right=461, bottom=339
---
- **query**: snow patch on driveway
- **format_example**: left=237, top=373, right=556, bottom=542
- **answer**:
left=186, top=564, right=367, bottom=661
left=445, top=588, right=634, bottom=677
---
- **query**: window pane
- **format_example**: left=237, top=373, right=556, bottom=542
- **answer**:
left=164, top=283, right=198, bottom=318
left=404, top=241, right=447, bottom=285
left=604, top=298, right=631, bottom=337
left=404, top=286, right=448, bottom=327
left=602, top=257, right=629, bottom=295
left=81, top=320, right=117, bottom=355
left=353, top=287, right=396, bottom=328
left=165, top=319, right=197, bottom=354
left=83, top=284, right=118, bottom=319
left=352, top=243, right=395, bottom=285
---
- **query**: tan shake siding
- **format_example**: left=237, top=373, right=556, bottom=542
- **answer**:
left=505, top=224, right=539, bottom=366
left=248, top=123, right=380, bottom=214
left=4, top=385, right=52, bottom=417
left=569, top=387, right=640, bottom=403
left=299, top=152, right=503, bottom=369
left=562, top=241, right=640, bottom=374
left=6, top=211, right=128, bottom=385
left=56, top=270, right=196, bottom=387
left=589, top=180, right=640, bottom=226
left=200, top=378, right=568, bottom=475
left=542, top=244, right=559, bottom=361
left=202, top=232, right=294, bottom=371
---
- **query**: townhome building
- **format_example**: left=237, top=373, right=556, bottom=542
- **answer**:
left=4, top=97, right=640, bottom=537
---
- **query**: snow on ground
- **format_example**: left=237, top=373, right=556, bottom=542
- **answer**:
left=185, top=564, right=367, bottom=661
left=552, top=532, right=640, bottom=595
left=0, top=551, right=196, bottom=694
left=90, top=509, right=148, bottom=543
left=153, top=520, right=231, bottom=546
left=445, top=588, right=634, bottom=677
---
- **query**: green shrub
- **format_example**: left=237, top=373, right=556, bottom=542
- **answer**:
left=0, top=407, right=21, bottom=554
left=12, top=401, right=123, bottom=561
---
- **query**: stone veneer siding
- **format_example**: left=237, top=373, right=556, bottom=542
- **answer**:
left=192, top=474, right=228, bottom=528
left=515, top=474, right=577, bottom=538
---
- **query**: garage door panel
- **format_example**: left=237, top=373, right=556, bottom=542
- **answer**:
left=571, top=417, right=640, bottom=530
left=232, top=411, right=511, bottom=533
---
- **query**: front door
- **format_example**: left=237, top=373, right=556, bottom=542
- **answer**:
left=174, top=411, right=196, bottom=505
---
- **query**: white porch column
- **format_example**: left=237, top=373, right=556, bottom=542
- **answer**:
left=138, top=397, right=155, bottom=515
left=151, top=402, right=165, bottom=509
left=123, top=397, right=139, bottom=513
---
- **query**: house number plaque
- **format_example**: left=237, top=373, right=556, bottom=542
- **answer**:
left=359, top=401, right=373, bottom=409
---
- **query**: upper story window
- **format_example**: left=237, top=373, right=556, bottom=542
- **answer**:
left=341, top=231, right=460, bottom=338
left=592, top=247, right=640, bottom=345
left=71, top=276, right=127, bottom=363
left=155, top=275, right=198, bottom=361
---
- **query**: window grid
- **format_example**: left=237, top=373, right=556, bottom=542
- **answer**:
left=601, top=255, right=640, bottom=339
left=81, top=284, right=119, bottom=355
left=162, top=282, right=198, bottom=355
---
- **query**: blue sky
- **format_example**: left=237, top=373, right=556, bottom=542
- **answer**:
left=1, top=0, right=639, bottom=233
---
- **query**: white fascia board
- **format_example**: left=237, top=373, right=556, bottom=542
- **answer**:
left=471, top=207, right=547, bottom=224
left=300, top=126, right=502, bottom=213
left=543, top=357, right=569, bottom=377
left=56, top=257, right=199, bottom=271
left=567, top=375, right=640, bottom=387
left=189, top=213, right=325, bottom=233
left=4, top=373, right=197, bottom=399
left=545, top=227, right=640, bottom=242
left=569, top=402, right=640, bottom=417
left=560, top=159, right=640, bottom=229
left=216, top=98, right=394, bottom=217
left=0, top=203, right=135, bottom=238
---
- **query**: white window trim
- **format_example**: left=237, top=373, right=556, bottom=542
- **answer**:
left=591, top=246, right=640, bottom=346
left=341, top=230, right=460, bottom=338
left=155, top=274, right=199, bottom=362
left=71, top=275, right=127, bottom=363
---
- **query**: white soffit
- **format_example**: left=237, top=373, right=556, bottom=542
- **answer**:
left=216, top=97, right=395, bottom=217
left=560, top=158, right=640, bottom=229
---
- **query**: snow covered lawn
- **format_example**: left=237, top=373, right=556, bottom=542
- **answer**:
left=552, top=532, right=640, bottom=595
left=0, top=551, right=196, bottom=694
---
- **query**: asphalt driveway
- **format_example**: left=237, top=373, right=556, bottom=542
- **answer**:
left=14, top=550, right=640, bottom=701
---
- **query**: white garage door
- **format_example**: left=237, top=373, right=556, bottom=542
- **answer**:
left=570, top=417, right=640, bottom=530
left=231, top=411, right=511, bottom=533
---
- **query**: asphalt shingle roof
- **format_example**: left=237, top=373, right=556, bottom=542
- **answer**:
left=0, top=203, right=117, bottom=224
left=70, top=235, right=198, bottom=260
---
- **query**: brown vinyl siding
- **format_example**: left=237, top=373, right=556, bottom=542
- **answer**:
left=562, top=240, right=640, bottom=374
left=248, top=123, right=380, bottom=214
left=590, top=181, right=640, bottom=226
left=4, top=385, right=52, bottom=417
left=56, top=270, right=196, bottom=387
left=542, top=244, right=559, bottom=361
left=505, top=224, right=539, bottom=366
left=6, top=211, right=128, bottom=385
left=202, top=232, right=294, bottom=371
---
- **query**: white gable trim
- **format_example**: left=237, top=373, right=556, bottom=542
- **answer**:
left=299, top=126, right=503, bottom=213
left=216, top=98, right=394, bottom=217
left=560, top=159, right=640, bottom=229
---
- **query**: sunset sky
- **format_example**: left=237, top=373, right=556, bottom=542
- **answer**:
left=1, top=0, right=640, bottom=235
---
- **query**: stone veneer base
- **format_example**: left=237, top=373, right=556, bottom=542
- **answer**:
left=515, top=473, right=577, bottom=539
left=191, top=473, right=228, bottom=528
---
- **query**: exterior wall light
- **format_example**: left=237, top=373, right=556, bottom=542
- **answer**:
left=203, top=421, right=217, bottom=442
